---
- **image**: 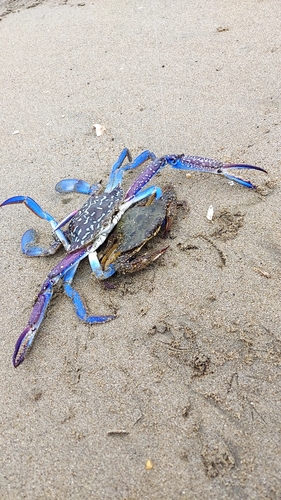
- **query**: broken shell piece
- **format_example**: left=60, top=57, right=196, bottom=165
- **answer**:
left=145, top=459, right=154, bottom=470
left=253, top=267, right=271, bottom=279
left=186, top=173, right=192, bottom=179
left=93, top=123, right=106, bottom=136
left=12, top=130, right=20, bottom=135
left=206, top=205, right=214, bottom=221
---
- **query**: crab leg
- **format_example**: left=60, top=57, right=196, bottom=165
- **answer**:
left=63, top=263, right=116, bottom=323
left=125, top=157, right=168, bottom=199
left=13, top=248, right=87, bottom=367
left=0, top=196, right=71, bottom=250
left=104, top=147, right=132, bottom=191
left=22, top=210, right=78, bottom=255
left=105, top=148, right=157, bottom=192
left=114, top=247, right=169, bottom=274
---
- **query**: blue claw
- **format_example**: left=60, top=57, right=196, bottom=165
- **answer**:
left=1, top=195, right=71, bottom=250
left=21, top=229, right=62, bottom=257
left=124, top=153, right=267, bottom=200
left=55, top=179, right=101, bottom=195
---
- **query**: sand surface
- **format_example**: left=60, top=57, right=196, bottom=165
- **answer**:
left=0, top=1, right=280, bottom=498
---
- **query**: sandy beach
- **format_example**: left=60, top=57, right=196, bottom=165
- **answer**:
left=0, top=1, right=280, bottom=498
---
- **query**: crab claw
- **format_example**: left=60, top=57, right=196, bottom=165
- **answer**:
left=218, top=163, right=267, bottom=189
left=1, top=195, right=71, bottom=250
left=13, top=281, right=53, bottom=367
left=13, top=326, right=37, bottom=368
left=165, top=155, right=267, bottom=189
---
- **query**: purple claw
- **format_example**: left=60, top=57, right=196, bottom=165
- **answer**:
left=164, top=155, right=267, bottom=189
left=13, top=249, right=88, bottom=367
left=13, top=326, right=38, bottom=368
left=13, top=281, right=53, bottom=367
left=125, top=154, right=267, bottom=199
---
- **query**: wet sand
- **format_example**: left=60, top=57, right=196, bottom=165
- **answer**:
left=0, top=1, right=280, bottom=498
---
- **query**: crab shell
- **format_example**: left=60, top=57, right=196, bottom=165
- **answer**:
left=100, top=186, right=177, bottom=271
left=68, top=186, right=123, bottom=252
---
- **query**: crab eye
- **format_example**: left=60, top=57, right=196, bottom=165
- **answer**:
left=217, top=168, right=223, bottom=174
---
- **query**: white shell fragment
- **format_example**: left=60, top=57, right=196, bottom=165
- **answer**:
left=93, top=123, right=106, bottom=136
left=12, top=130, right=20, bottom=135
left=145, top=459, right=154, bottom=470
left=206, top=205, right=214, bottom=221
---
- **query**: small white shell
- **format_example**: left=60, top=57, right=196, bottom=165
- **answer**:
left=206, top=205, right=214, bottom=221
left=93, top=123, right=106, bottom=136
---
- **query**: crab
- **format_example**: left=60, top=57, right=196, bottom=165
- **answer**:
left=98, top=185, right=177, bottom=276
left=1, top=148, right=267, bottom=367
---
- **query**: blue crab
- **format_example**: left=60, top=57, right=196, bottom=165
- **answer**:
left=1, top=149, right=266, bottom=367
